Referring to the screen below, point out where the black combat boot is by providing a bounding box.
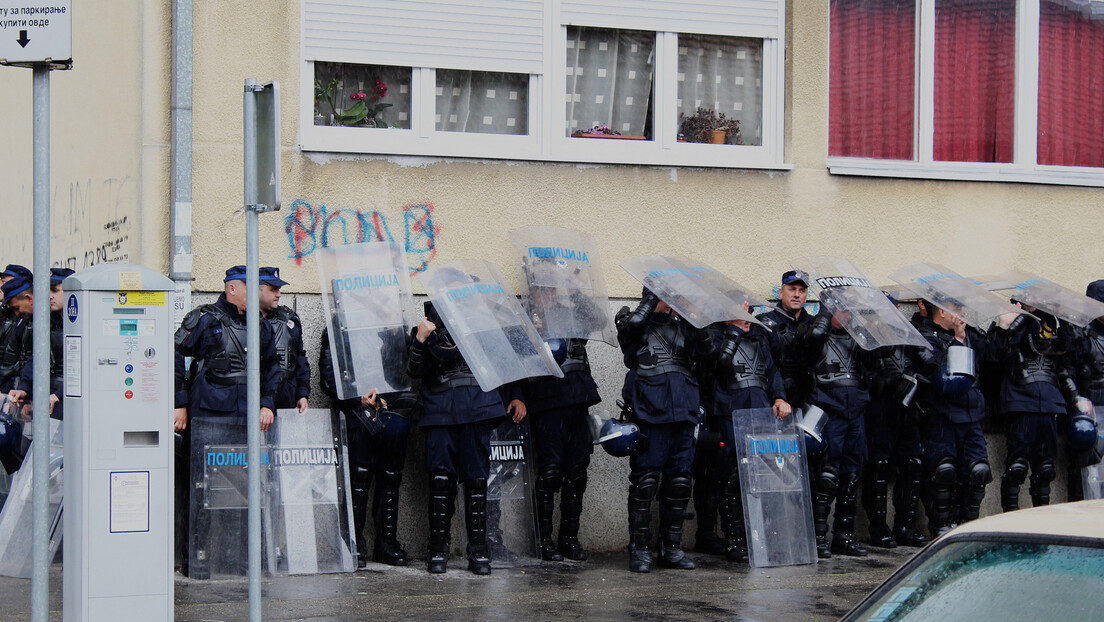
[536,464,564,561]
[464,478,491,575]
[371,469,408,566]
[692,472,724,555]
[863,459,897,548]
[627,472,659,573]
[657,475,695,570]
[351,466,373,568]
[719,472,749,564]
[426,474,455,574]
[892,457,928,547]
[558,464,588,561]
[831,472,868,557]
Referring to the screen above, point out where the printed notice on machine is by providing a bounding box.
[64,336,81,398]
[110,471,150,533]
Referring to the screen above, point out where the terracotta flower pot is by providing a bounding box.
[710,130,726,144]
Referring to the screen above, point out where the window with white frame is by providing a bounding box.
[301,1,787,169]
[828,0,1104,186]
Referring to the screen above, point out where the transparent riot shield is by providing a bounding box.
[793,256,930,350]
[620,255,764,329]
[733,408,817,568]
[419,260,563,391]
[982,269,1104,328]
[317,241,414,399]
[484,419,540,568]
[889,263,1026,329]
[267,409,357,574]
[1082,407,1104,501]
[512,225,616,345]
[189,417,276,578]
[0,419,63,578]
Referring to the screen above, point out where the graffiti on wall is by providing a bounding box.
[285,200,439,273]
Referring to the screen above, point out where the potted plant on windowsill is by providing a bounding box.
[315,77,393,127]
[571,124,647,140]
[678,107,742,144]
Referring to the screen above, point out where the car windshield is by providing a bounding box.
[850,539,1104,621]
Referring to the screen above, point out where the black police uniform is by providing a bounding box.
[526,338,600,562]
[795,307,872,558]
[616,291,715,573]
[909,317,991,537]
[707,321,785,563]
[1070,318,1104,500]
[0,303,28,472]
[405,308,522,576]
[266,305,310,410]
[989,312,1079,510]
[757,305,815,409]
[173,292,282,578]
[318,326,416,567]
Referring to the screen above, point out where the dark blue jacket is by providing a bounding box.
[988,313,1077,415]
[13,311,64,420]
[909,317,987,424]
[525,339,601,413]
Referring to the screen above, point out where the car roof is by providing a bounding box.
[944,499,1104,541]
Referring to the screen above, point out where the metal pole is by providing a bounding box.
[243,77,262,622]
[30,63,51,622]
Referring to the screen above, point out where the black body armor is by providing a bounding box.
[202,304,249,385]
[560,338,590,375]
[267,306,298,378]
[814,333,866,390]
[722,337,771,391]
[633,316,692,378]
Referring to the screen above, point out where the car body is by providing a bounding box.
[841,500,1104,621]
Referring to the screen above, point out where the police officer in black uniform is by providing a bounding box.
[989,302,1081,511]
[795,303,873,558]
[405,302,527,576]
[318,324,416,567]
[173,266,283,578]
[616,288,716,573]
[6,268,70,425]
[707,305,790,563]
[257,267,310,412]
[0,266,33,472]
[1068,280,1104,501]
[908,301,992,537]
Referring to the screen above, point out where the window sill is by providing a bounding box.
[828,157,1104,188]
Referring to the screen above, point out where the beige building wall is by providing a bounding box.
[0,1,1100,554]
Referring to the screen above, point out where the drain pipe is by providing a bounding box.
[170,0,193,317]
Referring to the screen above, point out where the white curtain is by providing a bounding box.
[677,34,763,145]
[435,70,529,135]
[565,27,655,137]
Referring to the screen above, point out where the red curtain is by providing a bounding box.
[829,0,916,159]
[933,0,1015,163]
[1038,1,1104,167]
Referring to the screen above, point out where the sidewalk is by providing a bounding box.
[0,546,915,621]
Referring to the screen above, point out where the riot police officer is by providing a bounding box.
[405,302,527,576]
[257,267,310,412]
[795,304,873,558]
[319,326,416,567]
[1069,280,1104,500]
[757,271,815,410]
[526,337,600,562]
[989,302,1082,511]
[616,288,716,573]
[0,267,32,473]
[6,268,70,424]
[707,307,790,563]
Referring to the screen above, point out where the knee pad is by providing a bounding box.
[537,463,564,491]
[564,462,589,485]
[352,465,372,487]
[1034,461,1056,484]
[429,473,454,493]
[900,456,923,479]
[931,458,957,486]
[630,470,661,501]
[870,458,891,476]
[814,466,839,496]
[464,477,488,494]
[1003,458,1029,486]
[663,474,693,501]
[968,460,993,487]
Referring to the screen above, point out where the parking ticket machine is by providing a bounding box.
[63,264,174,622]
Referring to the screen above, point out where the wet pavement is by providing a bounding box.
[0,546,916,621]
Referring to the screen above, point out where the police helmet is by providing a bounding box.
[597,418,640,457]
[545,338,568,365]
[1068,413,1098,450]
[803,431,827,457]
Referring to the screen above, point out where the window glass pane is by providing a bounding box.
[933,0,1015,163]
[566,27,655,140]
[829,0,916,159]
[314,62,412,129]
[677,34,762,146]
[436,70,529,135]
[1038,1,1104,167]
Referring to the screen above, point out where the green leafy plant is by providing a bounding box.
[314,77,393,127]
[678,107,742,144]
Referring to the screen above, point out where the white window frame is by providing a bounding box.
[298,2,789,170]
[828,0,1104,187]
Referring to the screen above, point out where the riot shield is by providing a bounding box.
[484,419,540,567]
[732,408,817,568]
[982,269,1104,328]
[793,256,930,350]
[1082,407,1104,501]
[419,260,563,392]
[620,255,765,329]
[511,225,617,345]
[317,241,414,399]
[189,417,276,578]
[267,409,357,574]
[0,419,63,578]
[889,263,1025,329]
